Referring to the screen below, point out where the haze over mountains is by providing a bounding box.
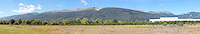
[0,7,200,21]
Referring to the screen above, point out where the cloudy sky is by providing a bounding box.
[0,0,200,17]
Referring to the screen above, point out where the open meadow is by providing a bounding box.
[0,24,200,34]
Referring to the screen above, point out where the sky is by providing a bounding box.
[0,0,200,17]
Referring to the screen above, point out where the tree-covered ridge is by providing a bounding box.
[0,7,160,21]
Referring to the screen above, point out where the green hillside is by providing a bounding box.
[0,7,160,21]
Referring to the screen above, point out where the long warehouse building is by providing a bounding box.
[149,17,200,22]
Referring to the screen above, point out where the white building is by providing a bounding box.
[149,17,200,22]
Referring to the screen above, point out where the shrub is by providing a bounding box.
[163,22,167,26]
[177,22,184,26]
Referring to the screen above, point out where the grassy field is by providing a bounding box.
[0,25,41,34]
[1,25,200,34]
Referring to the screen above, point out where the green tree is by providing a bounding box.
[67,19,71,24]
[73,20,76,24]
[30,19,35,22]
[118,21,122,23]
[112,19,118,23]
[5,21,9,25]
[10,19,15,24]
[95,18,100,23]
[1,20,5,24]
[0,21,2,24]
[34,20,41,25]
[58,20,63,25]
[29,19,35,25]
[21,20,25,25]
[135,20,137,22]
[104,20,111,24]
[54,21,58,25]
[50,19,55,25]
[42,21,48,25]
[50,21,56,25]
[17,19,22,24]
[76,18,81,24]
[31,21,35,25]
[99,19,103,23]
[14,21,19,25]
[81,17,89,24]
[63,19,67,25]
[25,19,30,25]
[131,20,135,22]
[38,20,43,25]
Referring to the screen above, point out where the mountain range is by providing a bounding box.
[0,7,200,21]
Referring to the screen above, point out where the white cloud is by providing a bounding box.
[12,3,42,13]
[37,4,42,9]
[18,3,24,6]
[81,0,88,6]
[56,4,62,7]
[197,4,199,5]
[0,11,3,14]
[159,4,162,6]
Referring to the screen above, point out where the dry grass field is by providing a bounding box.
[1,24,200,34]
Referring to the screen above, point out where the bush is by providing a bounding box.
[163,22,167,26]
[177,22,184,26]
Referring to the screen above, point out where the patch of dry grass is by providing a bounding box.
[9,25,200,34]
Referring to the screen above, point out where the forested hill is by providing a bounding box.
[0,7,161,21]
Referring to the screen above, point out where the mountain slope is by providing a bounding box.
[0,7,161,21]
[148,11,175,16]
[178,12,200,19]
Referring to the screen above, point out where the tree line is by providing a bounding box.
[0,17,199,26]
